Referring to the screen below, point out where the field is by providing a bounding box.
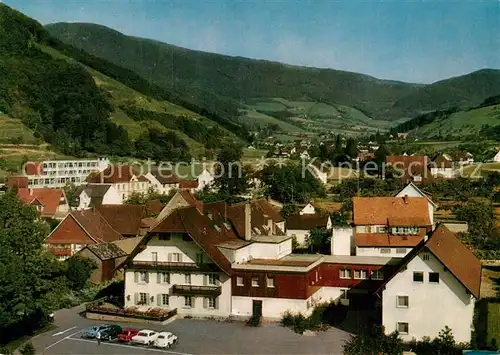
[411,104,500,138]
[461,163,500,178]
[0,114,38,144]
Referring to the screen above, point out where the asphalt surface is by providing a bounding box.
[31,306,351,354]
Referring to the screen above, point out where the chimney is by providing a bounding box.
[29,189,33,196]
[244,203,252,241]
[267,219,274,235]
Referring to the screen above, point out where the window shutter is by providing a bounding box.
[134,293,138,305]
[203,275,208,286]
[157,272,161,284]
[134,272,138,283]
[167,253,172,262]
[146,293,150,305]
[215,297,219,309]
[157,294,161,306]
[203,297,208,309]
[145,272,149,283]
[179,254,183,262]
[192,297,195,308]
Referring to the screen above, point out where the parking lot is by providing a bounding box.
[32,311,351,355]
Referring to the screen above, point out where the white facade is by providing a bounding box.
[394,183,436,227]
[300,203,316,215]
[286,229,310,247]
[356,246,410,258]
[125,234,231,318]
[493,151,500,162]
[220,239,293,264]
[27,157,110,188]
[109,176,150,200]
[382,251,475,343]
[429,167,455,179]
[331,227,353,256]
[196,169,215,191]
[143,172,179,195]
[76,185,122,210]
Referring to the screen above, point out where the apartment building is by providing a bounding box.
[24,157,109,188]
[86,165,150,200]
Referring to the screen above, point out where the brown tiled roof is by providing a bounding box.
[252,200,284,222]
[377,224,481,298]
[287,213,331,230]
[385,155,432,183]
[46,214,97,245]
[178,190,203,212]
[7,176,28,188]
[86,165,135,183]
[353,197,431,226]
[17,188,67,217]
[86,242,127,260]
[112,237,143,254]
[150,209,186,233]
[354,233,424,247]
[179,180,199,189]
[72,209,122,243]
[96,205,146,236]
[140,218,157,228]
[152,169,182,184]
[145,199,164,216]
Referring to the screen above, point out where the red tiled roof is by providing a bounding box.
[354,233,424,247]
[96,205,146,236]
[179,180,199,189]
[353,196,431,226]
[178,190,203,212]
[24,162,43,176]
[7,176,28,189]
[46,214,97,245]
[385,155,432,183]
[252,200,284,223]
[86,165,135,183]
[17,188,67,217]
[72,209,122,243]
[287,213,331,230]
[376,224,481,298]
[145,199,164,216]
[150,209,186,233]
[152,169,182,184]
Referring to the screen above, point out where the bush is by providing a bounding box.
[246,315,261,327]
[280,301,348,334]
[280,311,294,327]
[19,342,35,355]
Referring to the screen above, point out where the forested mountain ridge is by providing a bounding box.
[0,3,242,160]
[46,22,500,122]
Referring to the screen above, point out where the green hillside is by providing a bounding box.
[46,22,500,123]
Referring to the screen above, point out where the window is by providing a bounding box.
[161,294,169,306]
[207,297,216,309]
[151,252,158,263]
[172,253,182,262]
[139,292,147,304]
[422,253,430,261]
[237,276,244,286]
[196,253,204,264]
[184,274,191,284]
[340,269,352,279]
[161,272,170,284]
[371,270,384,280]
[184,296,193,308]
[266,276,275,288]
[396,248,406,254]
[397,322,409,334]
[377,226,387,233]
[429,272,440,283]
[397,295,409,308]
[139,271,147,283]
[208,274,217,285]
[354,270,368,280]
[251,277,259,287]
[413,272,424,282]
[380,248,391,254]
[159,234,170,241]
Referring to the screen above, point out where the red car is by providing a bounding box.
[117,328,139,342]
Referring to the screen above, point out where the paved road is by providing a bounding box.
[31,307,351,354]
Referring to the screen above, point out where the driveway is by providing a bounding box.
[31,307,351,354]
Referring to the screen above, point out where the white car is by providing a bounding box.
[154,332,178,348]
[131,329,158,345]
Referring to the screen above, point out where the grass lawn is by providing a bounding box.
[461,163,500,178]
[0,114,38,144]
[487,302,500,346]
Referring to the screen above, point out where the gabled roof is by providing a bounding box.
[85,242,127,261]
[96,205,147,236]
[394,182,438,208]
[86,165,136,184]
[287,213,331,230]
[354,232,424,247]
[145,199,164,216]
[178,190,203,212]
[6,176,28,189]
[150,169,182,184]
[72,209,122,243]
[17,188,67,217]
[73,184,114,207]
[377,224,481,298]
[179,180,199,189]
[353,196,431,226]
[252,199,284,223]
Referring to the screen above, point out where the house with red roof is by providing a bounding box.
[16,188,69,220]
[86,165,150,200]
[377,224,481,343]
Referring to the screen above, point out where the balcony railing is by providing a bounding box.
[131,261,219,272]
[172,284,222,296]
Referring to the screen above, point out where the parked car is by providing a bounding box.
[131,329,158,346]
[154,332,178,348]
[100,324,122,341]
[117,328,139,343]
[81,324,110,338]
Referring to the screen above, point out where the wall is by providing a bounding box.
[102,186,123,205]
[356,246,410,257]
[320,263,389,290]
[78,248,103,284]
[231,270,310,299]
[233,239,292,263]
[197,170,214,191]
[286,229,309,246]
[331,227,353,256]
[382,251,475,343]
[231,296,309,319]
[300,204,315,215]
[134,234,204,263]
[78,191,91,210]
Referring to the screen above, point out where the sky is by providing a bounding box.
[4,0,500,83]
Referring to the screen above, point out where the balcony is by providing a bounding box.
[131,260,219,272]
[171,285,222,296]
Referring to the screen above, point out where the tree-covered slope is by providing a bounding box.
[45,22,422,120]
